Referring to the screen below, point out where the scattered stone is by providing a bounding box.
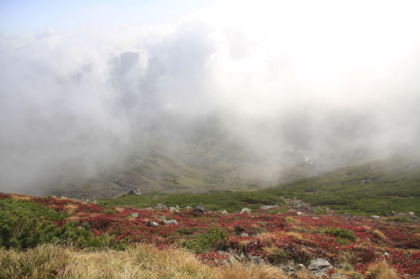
[297,211,304,216]
[220,210,228,215]
[127,188,141,196]
[147,221,159,227]
[391,211,397,216]
[249,255,264,265]
[361,179,372,184]
[312,217,319,220]
[260,205,279,210]
[185,206,193,210]
[408,212,415,216]
[169,207,179,213]
[194,203,206,213]
[308,258,332,277]
[240,233,249,237]
[240,208,251,214]
[297,264,305,269]
[155,203,168,210]
[282,265,295,273]
[163,220,178,225]
[370,215,380,219]
[131,212,139,218]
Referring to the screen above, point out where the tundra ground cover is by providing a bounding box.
[1,193,419,278]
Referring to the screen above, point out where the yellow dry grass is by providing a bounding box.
[0,244,290,279]
[365,262,399,279]
[372,230,387,241]
[9,194,32,201]
[216,261,287,279]
[64,204,78,215]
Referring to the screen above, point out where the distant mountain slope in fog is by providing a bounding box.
[43,111,420,200]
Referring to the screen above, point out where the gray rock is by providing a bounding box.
[260,205,279,210]
[282,265,295,273]
[185,206,193,210]
[220,210,228,215]
[163,220,178,225]
[408,212,415,216]
[155,203,168,210]
[361,179,372,184]
[147,221,159,227]
[308,258,332,277]
[370,215,380,219]
[240,233,249,237]
[131,212,139,218]
[240,208,251,214]
[194,203,206,213]
[312,217,319,220]
[127,188,141,196]
[297,211,304,216]
[297,264,304,269]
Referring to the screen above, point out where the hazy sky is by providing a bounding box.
[1,0,420,191]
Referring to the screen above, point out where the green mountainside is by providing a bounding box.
[265,155,420,215]
[97,155,420,216]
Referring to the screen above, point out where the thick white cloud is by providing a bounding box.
[1,0,420,191]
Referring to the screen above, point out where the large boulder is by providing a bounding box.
[147,221,159,227]
[240,208,251,214]
[127,188,141,196]
[155,203,168,210]
[308,258,332,277]
[194,203,206,213]
[163,220,178,225]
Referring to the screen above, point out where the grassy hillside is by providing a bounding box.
[99,155,420,216]
[265,156,420,215]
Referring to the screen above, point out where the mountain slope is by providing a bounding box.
[266,155,420,215]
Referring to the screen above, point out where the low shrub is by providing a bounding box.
[323,227,356,242]
[184,227,228,253]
